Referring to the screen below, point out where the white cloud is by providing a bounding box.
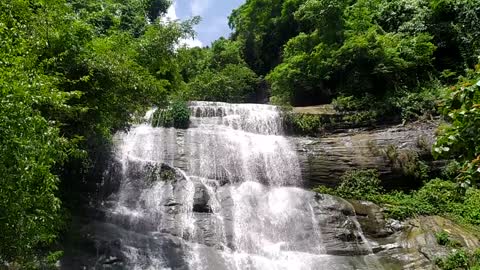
[162,2,179,22]
[180,37,203,48]
[191,0,212,15]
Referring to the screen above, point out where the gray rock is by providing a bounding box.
[293,121,441,188]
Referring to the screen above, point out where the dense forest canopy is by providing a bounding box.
[1,0,480,268]
[0,0,197,266]
[226,0,480,106]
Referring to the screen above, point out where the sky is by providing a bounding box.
[165,0,245,47]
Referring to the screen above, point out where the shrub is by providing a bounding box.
[313,177,472,221]
[373,191,435,220]
[170,100,190,129]
[332,95,384,124]
[461,189,480,226]
[433,70,480,186]
[185,64,259,103]
[285,113,322,136]
[435,249,480,270]
[336,169,383,200]
[392,88,439,122]
[382,145,430,181]
[152,100,190,129]
[415,179,462,213]
[435,231,462,248]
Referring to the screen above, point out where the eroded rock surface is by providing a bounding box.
[350,201,480,270]
[294,121,442,188]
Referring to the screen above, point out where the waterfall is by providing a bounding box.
[81,101,385,270]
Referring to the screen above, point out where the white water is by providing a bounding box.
[105,101,382,270]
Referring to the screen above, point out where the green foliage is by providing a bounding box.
[435,231,462,247]
[332,95,384,124]
[330,83,440,124]
[313,169,383,200]
[266,0,437,106]
[336,169,383,199]
[461,189,480,226]
[382,145,430,180]
[176,38,261,103]
[436,231,451,246]
[374,191,435,220]
[285,113,322,136]
[230,0,479,111]
[392,87,441,122]
[313,174,480,222]
[152,100,190,129]
[229,0,301,75]
[435,249,480,270]
[184,64,260,103]
[0,97,66,263]
[416,179,461,210]
[434,67,480,186]
[372,179,463,220]
[0,0,195,266]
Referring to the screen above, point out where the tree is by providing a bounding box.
[434,67,480,186]
[0,0,194,265]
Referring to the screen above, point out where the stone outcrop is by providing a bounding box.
[294,120,442,188]
[350,201,480,269]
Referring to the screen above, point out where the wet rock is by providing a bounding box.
[294,121,442,188]
[311,194,372,256]
[361,215,480,269]
[192,181,212,213]
[349,200,391,237]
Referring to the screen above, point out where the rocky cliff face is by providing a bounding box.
[294,121,442,188]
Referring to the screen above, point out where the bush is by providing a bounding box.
[331,88,440,125]
[382,145,430,181]
[433,69,480,186]
[169,100,190,129]
[415,179,462,212]
[185,64,259,103]
[373,191,435,220]
[336,169,383,200]
[461,189,480,226]
[435,231,461,248]
[435,249,480,270]
[392,87,439,122]
[285,113,322,136]
[152,100,190,129]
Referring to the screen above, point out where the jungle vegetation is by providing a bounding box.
[1,0,479,268]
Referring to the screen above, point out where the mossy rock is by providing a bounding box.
[145,163,179,183]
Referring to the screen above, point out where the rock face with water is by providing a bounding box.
[61,102,471,270]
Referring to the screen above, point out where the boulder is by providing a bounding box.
[348,200,480,269]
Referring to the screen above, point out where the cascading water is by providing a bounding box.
[72,101,387,270]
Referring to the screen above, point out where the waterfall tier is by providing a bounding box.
[63,102,388,270]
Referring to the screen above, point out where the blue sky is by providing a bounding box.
[165,0,245,47]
